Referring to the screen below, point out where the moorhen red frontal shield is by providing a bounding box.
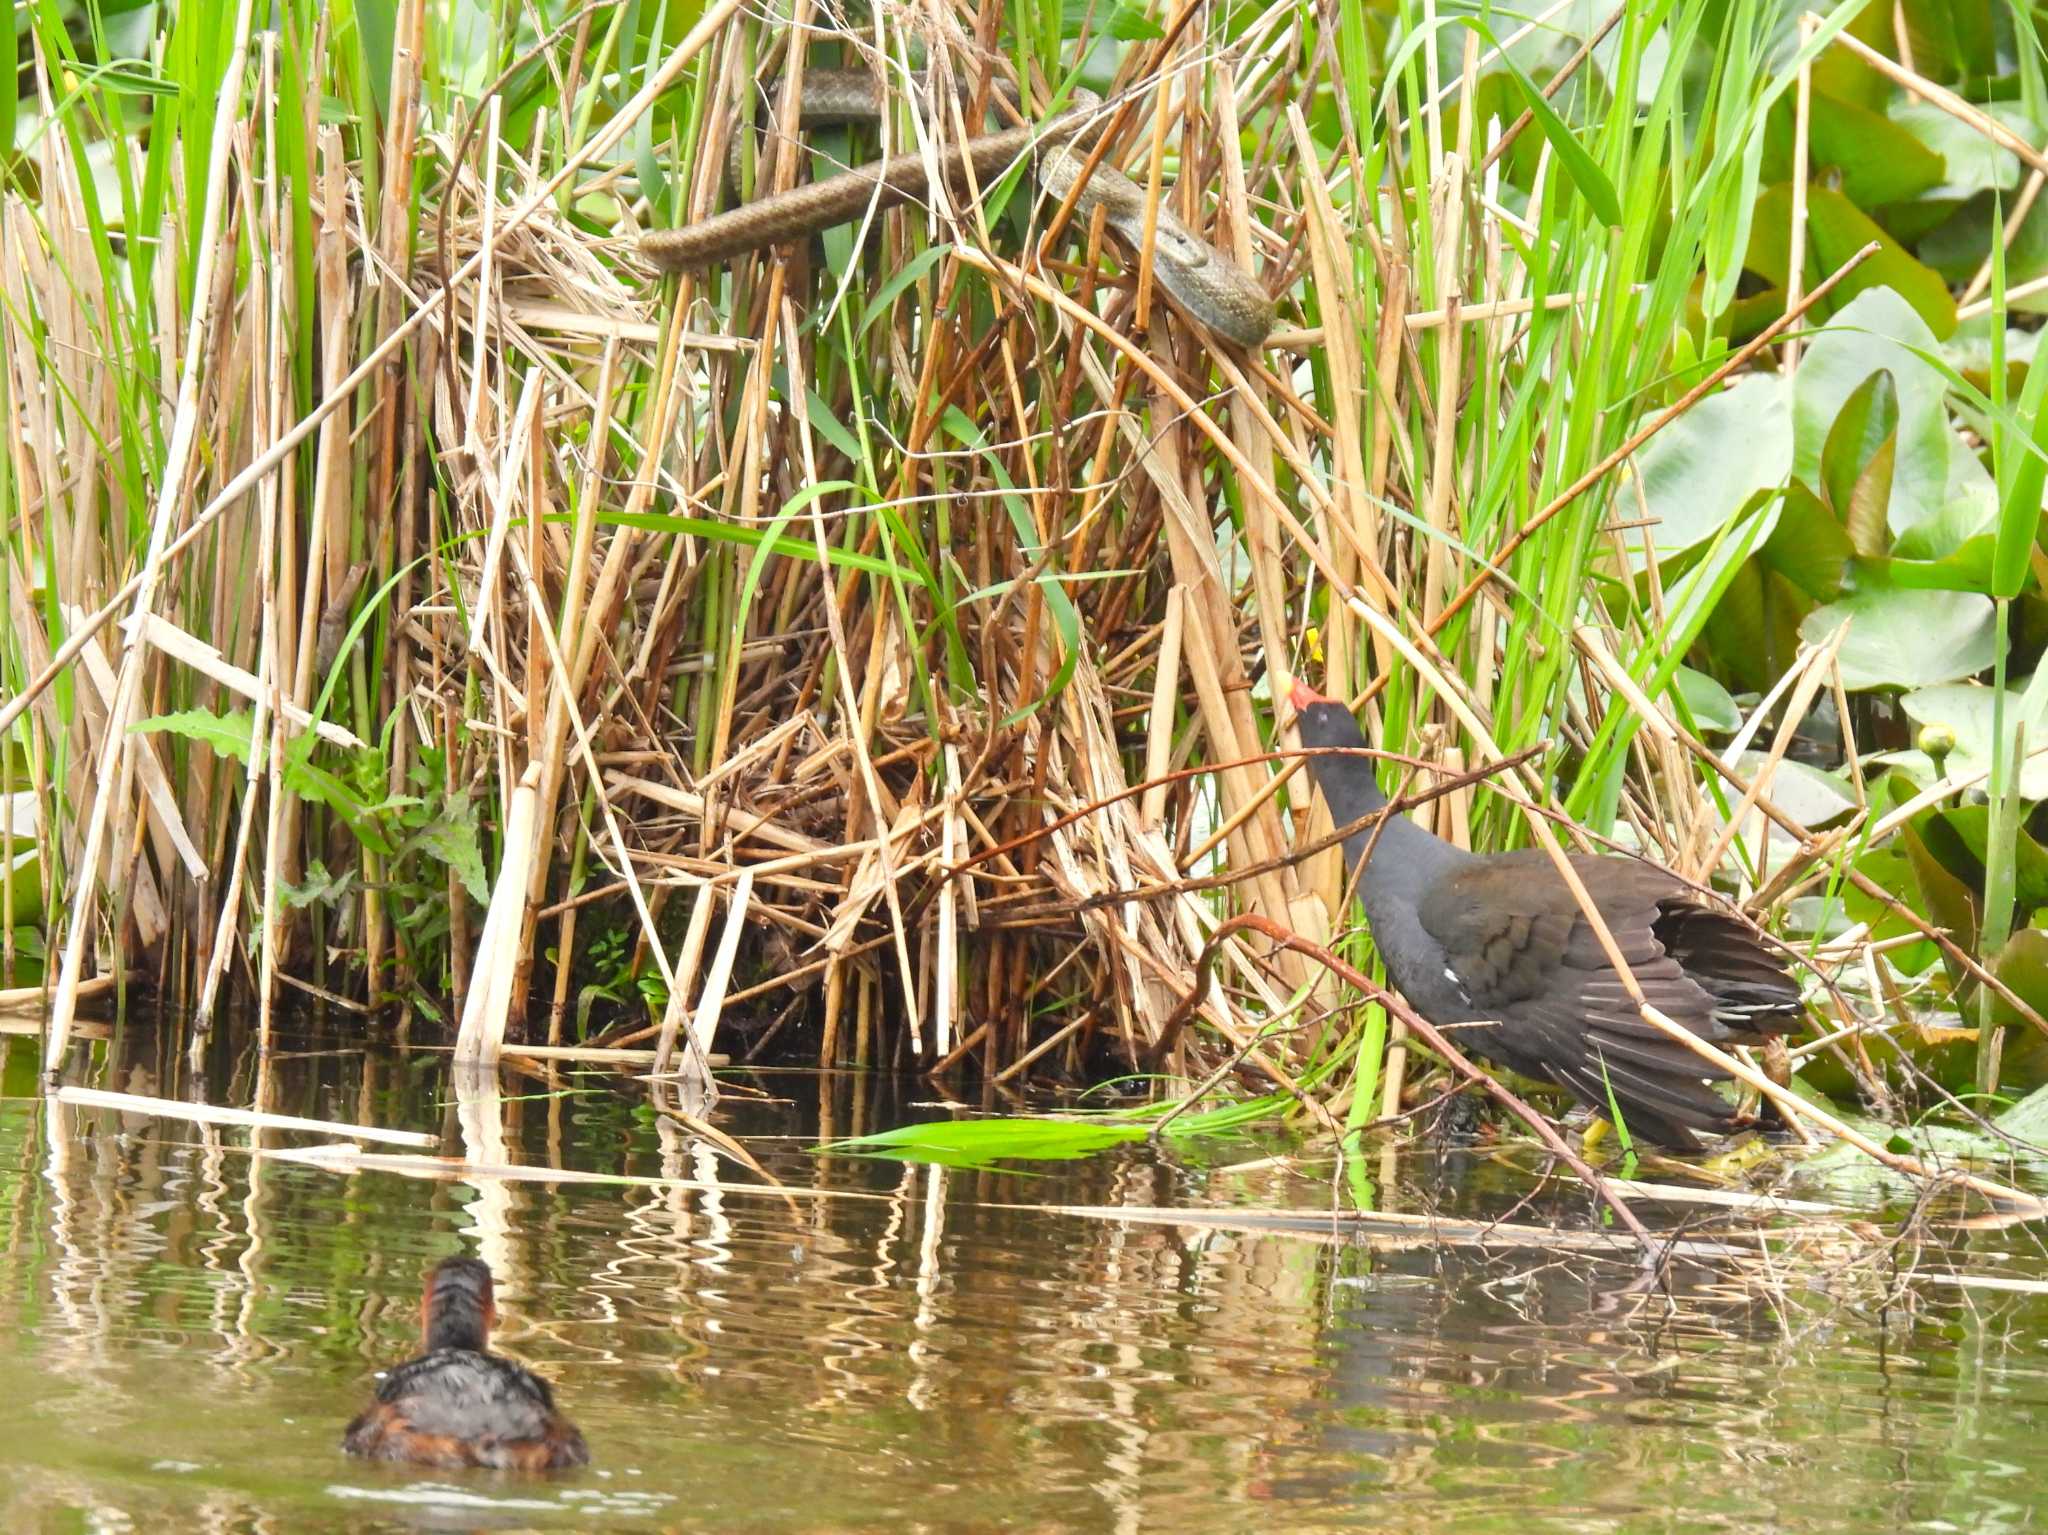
[1290,680,1802,1149]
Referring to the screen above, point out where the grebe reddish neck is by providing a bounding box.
[344,1254,589,1472]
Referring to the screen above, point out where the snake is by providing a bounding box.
[636,70,1275,349]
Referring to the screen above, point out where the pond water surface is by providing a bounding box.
[3,1021,2047,1533]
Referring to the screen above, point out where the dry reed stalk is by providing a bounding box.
[454,763,543,1066]
[55,1085,438,1147]
[653,880,719,1077]
[43,0,258,1074]
[0,0,1983,1187]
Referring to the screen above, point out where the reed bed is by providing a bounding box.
[6,0,2041,1176]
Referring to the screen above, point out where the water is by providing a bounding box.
[3,1024,2048,1532]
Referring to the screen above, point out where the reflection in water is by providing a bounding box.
[0,1025,2046,1531]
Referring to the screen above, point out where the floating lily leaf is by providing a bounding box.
[1732,752,1859,828]
[1718,754,1856,867]
[1798,1113,2048,1200]
[1751,185,1956,339]
[1803,90,1946,206]
[1891,100,2041,202]
[1671,666,1741,734]
[1902,681,2048,799]
[1920,196,2048,307]
[1631,372,1790,566]
[1801,588,1998,690]
[1891,464,1999,561]
[1792,288,1954,539]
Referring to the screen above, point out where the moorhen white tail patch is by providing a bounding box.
[1290,680,1802,1150]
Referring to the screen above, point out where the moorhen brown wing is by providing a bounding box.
[1290,681,1801,1149]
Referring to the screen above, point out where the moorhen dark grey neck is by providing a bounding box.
[1289,679,1802,1151]
[1291,694,1471,918]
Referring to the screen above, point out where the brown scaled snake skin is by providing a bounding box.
[636,70,1275,349]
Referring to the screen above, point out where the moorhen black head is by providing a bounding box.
[1289,680,1802,1150]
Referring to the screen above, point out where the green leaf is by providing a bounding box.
[858,245,954,336]
[1760,481,1856,600]
[1804,89,1946,206]
[0,0,15,161]
[1472,20,1621,227]
[1934,805,2048,913]
[819,1116,1149,1169]
[1819,369,1898,560]
[1630,372,1791,566]
[1730,753,1858,831]
[279,860,354,912]
[281,736,395,856]
[131,708,260,763]
[1891,100,2041,202]
[404,793,490,906]
[1901,814,1981,982]
[1903,680,2048,800]
[1995,362,2048,602]
[1671,666,1741,735]
[1059,0,1161,40]
[1801,588,1999,690]
[1792,288,1954,540]
[733,478,860,645]
[1890,474,1998,562]
[1752,183,1956,340]
[606,510,911,578]
[1990,930,2048,1046]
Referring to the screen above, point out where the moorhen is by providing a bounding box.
[343,1255,590,1471]
[1290,681,1802,1149]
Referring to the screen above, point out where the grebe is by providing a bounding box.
[343,1255,589,1471]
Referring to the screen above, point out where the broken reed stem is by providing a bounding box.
[13,0,1992,1189]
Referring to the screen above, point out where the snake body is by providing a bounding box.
[637,71,1274,348]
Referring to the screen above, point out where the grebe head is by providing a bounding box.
[420,1255,496,1353]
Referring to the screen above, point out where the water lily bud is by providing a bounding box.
[1917,722,1957,770]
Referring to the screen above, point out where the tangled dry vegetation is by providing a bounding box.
[16,0,2038,1178]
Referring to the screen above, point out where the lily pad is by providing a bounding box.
[1891,99,2042,202]
[1807,90,1947,206]
[1801,588,1998,690]
[1901,680,2048,799]
[1671,666,1741,734]
[1792,288,1955,540]
[1631,372,1791,566]
[1732,753,1859,829]
[1717,754,1857,871]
